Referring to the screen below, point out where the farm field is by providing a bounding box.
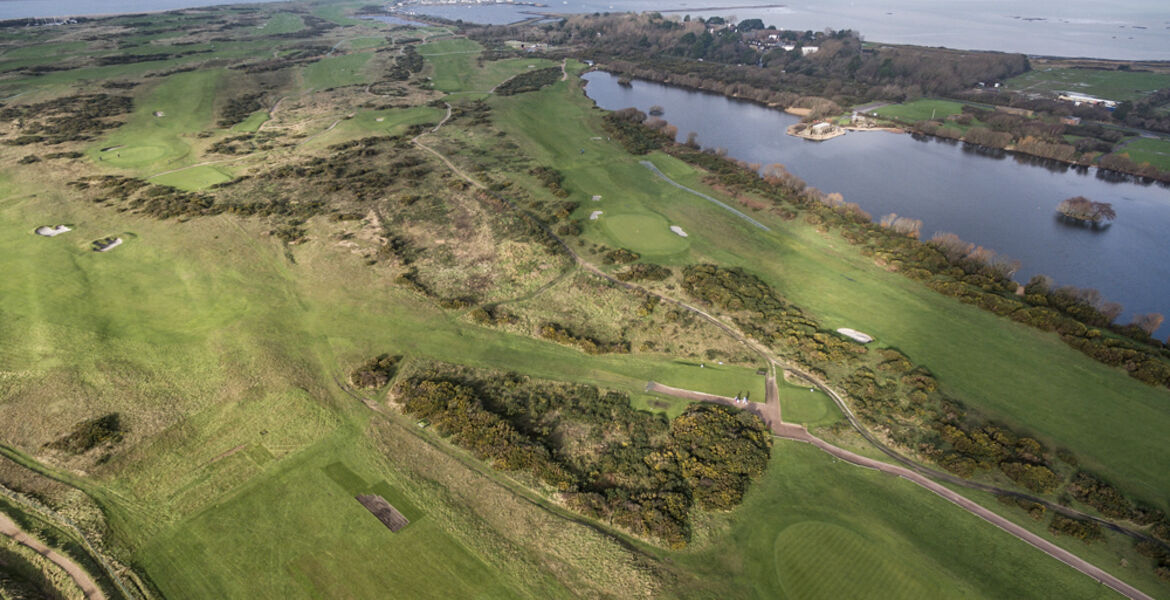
[2,5,1169,600]
[1006,67,1170,102]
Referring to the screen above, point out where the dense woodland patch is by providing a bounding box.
[393,362,771,546]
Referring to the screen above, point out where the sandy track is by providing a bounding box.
[0,512,106,600]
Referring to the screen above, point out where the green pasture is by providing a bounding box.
[667,441,1114,599]
[303,52,374,89]
[1119,137,1170,170]
[487,68,1170,509]
[88,69,222,171]
[873,98,965,122]
[1007,67,1170,102]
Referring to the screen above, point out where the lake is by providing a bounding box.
[582,70,1170,336]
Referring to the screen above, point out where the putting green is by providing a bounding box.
[599,213,689,256]
[774,521,937,599]
[779,380,840,426]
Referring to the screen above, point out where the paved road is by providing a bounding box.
[0,512,106,600]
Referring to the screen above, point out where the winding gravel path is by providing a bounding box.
[0,512,106,600]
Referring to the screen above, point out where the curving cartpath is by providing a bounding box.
[412,74,1155,600]
[650,378,1153,600]
[0,512,106,600]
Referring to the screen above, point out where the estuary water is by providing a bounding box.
[582,70,1170,335]
[403,0,1170,60]
[6,0,1168,59]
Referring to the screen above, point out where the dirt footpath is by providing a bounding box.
[0,512,106,600]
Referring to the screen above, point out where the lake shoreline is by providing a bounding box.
[581,69,1170,334]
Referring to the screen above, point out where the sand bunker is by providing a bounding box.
[837,328,874,343]
[590,210,603,220]
[670,225,688,237]
[35,225,71,237]
[591,195,602,201]
[91,237,123,252]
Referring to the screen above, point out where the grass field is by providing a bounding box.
[1007,67,1170,102]
[777,379,839,426]
[137,433,525,600]
[303,52,374,89]
[149,164,234,190]
[667,441,1115,599]
[1119,137,1170,170]
[88,69,223,170]
[599,212,690,256]
[487,65,1170,510]
[231,109,270,133]
[872,99,965,123]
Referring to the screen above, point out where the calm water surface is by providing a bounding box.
[6,0,1168,59]
[583,71,1170,334]
[406,0,1170,60]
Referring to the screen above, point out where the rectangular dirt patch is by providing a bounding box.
[356,495,410,532]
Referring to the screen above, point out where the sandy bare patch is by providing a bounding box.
[836,328,873,343]
[91,237,122,252]
[356,494,410,532]
[35,225,72,237]
[670,225,688,237]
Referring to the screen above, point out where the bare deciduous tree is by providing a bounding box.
[1132,313,1165,336]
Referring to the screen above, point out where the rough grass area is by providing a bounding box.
[872,99,965,122]
[1006,67,1170,102]
[1119,137,1170,170]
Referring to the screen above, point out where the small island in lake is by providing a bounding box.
[1057,196,1116,227]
